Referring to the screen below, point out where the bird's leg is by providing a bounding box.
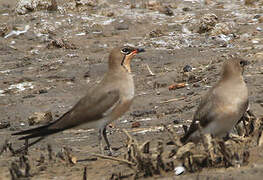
[223,133,230,141]
[98,128,104,154]
[24,139,29,155]
[102,127,113,156]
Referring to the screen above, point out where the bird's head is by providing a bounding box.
[222,58,249,78]
[108,46,145,73]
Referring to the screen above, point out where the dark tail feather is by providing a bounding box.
[17,129,61,140]
[12,109,74,140]
[12,123,52,136]
[12,121,62,140]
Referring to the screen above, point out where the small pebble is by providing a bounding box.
[20,122,26,126]
[252,40,259,44]
[0,121,10,129]
[183,65,192,72]
[256,27,262,31]
[173,119,179,124]
[39,89,48,94]
[182,7,191,11]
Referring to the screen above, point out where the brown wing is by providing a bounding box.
[181,85,248,143]
[13,89,120,140]
[51,89,120,129]
[180,90,214,143]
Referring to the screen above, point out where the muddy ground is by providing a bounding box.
[0,0,263,179]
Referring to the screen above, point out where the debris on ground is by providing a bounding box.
[198,13,218,33]
[15,0,57,15]
[28,111,53,126]
[0,121,11,129]
[107,113,262,177]
[168,82,187,90]
[47,38,77,49]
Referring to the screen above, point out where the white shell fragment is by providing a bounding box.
[174,166,185,176]
[4,25,30,38]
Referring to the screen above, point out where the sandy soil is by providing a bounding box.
[0,0,263,179]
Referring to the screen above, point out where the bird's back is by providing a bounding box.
[181,75,248,143]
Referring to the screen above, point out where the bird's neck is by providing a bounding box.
[107,67,132,81]
[220,73,244,84]
[110,65,132,74]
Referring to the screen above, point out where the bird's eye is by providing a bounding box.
[121,48,131,55]
[240,60,248,67]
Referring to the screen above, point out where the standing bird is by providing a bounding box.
[180,58,249,144]
[13,46,145,155]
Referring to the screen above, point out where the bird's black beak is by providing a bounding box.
[240,60,249,67]
[136,48,145,53]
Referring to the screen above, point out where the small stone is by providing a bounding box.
[15,0,57,15]
[158,6,173,16]
[47,38,76,49]
[198,13,218,33]
[0,24,9,37]
[258,17,263,23]
[76,0,97,7]
[173,119,179,124]
[130,110,157,117]
[20,122,26,126]
[256,27,262,31]
[39,89,48,94]
[153,81,167,89]
[182,7,191,11]
[28,111,53,125]
[183,65,192,72]
[83,71,90,78]
[0,121,11,129]
[147,0,161,10]
[252,39,259,44]
[114,23,129,31]
[149,29,163,38]
[106,12,114,17]
[211,22,233,36]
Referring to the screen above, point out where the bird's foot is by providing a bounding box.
[103,146,120,157]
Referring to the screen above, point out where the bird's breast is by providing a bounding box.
[121,74,135,101]
[218,80,248,113]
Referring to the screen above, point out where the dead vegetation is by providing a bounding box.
[95,112,263,179]
[0,141,79,179]
[1,112,262,179]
